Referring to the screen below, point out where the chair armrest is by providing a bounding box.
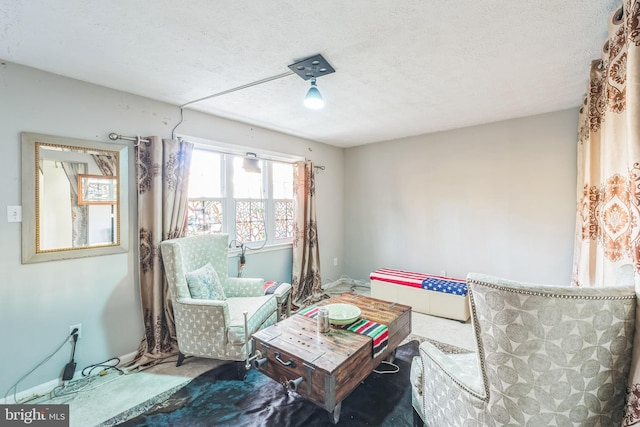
[174,297,230,323]
[410,354,424,395]
[176,296,228,307]
[273,282,291,299]
[419,341,482,396]
[224,277,265,297]
[172,298,232,353]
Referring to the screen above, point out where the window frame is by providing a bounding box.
[182,135,301,250]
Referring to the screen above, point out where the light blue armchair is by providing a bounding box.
[411,273,636,426]
[160,234,291,373]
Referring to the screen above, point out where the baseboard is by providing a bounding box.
[0,350,139,404]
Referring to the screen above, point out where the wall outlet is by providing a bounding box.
[69,324,82,340]
[333,257,338,267]
[440,270,447,277]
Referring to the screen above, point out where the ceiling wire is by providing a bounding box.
[179,70,295,108]
[171,70,295,139]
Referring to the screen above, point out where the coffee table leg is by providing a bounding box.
[386,348,397,364]
[329,402,342,424]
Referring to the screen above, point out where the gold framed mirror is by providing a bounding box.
[21,132,129,263]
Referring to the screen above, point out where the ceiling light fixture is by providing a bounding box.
[304,78,324,109]
[288,54,335,110]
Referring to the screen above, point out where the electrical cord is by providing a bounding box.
[81,357,124,377]
[4,328,78,403]
[134,355,181,372]
[52,355,166,401]
[373,361,400,375]
[50,374,121,399]
[51,354,181,399]
[171,107,184,140]
[244,237,268,252]
[245,174,269,252]
[49,357,132,399]
[229,239,267,278]
[4,334,169,404]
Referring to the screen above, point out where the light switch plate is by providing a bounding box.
[7,206,22,222]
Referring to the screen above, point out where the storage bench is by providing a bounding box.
[370,268,470,322]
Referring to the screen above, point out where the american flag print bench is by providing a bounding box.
[370,268,470,322]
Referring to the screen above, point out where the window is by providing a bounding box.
[186,148,295,246]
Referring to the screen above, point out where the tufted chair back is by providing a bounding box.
[412,273,636,426]
[162,233,229,301]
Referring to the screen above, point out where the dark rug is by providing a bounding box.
[115,340,421,427]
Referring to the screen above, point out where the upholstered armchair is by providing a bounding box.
[160,234,291,371]
[411,273,636,427]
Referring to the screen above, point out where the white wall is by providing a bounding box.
[0,62,344,397]
[344,109,578,285]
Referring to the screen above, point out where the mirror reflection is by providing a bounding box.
[22,132,129,263]
[38,144,119,250]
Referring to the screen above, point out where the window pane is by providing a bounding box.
[232,157,263,199]
[189,150,222,198]
[187,200,223,236]
[272,162,293,199]
[275,200,294,239]
[236,200,265,242]
[185,145,295,245]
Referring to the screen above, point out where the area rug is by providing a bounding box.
[109,340,410,426]
[108,338,471,427]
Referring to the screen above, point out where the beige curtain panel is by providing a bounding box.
[133,136,193,367]
[291,160,322,306]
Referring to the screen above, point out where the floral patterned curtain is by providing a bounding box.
[568,2,640,424]
[133,136,193,366]
[572,2,640,287]
[92,153,117,176]
[291,161,322,306]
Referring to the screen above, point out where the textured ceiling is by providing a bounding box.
[0,1,620,147]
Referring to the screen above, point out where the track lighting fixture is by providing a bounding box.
[288,54,335,110]
[173,54,336,116]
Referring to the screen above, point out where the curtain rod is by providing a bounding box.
[108,133,150,144]
[195,144,326,170]
[108,132,325,170]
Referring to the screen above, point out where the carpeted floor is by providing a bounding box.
[106,339,432,426]
[96,291,474,427]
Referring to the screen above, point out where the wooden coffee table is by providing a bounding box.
[251,293,411,423]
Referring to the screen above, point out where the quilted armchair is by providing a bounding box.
[160,234,290,370]
[411,273,636,427]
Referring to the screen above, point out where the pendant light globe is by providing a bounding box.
[304,78,324,109]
